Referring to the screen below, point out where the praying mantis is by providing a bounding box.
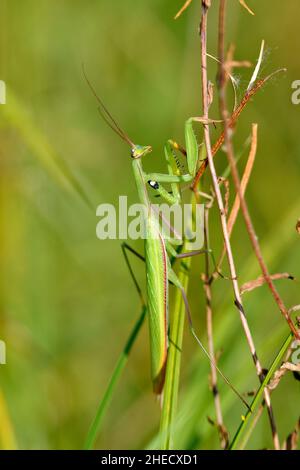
[83,71,250,408]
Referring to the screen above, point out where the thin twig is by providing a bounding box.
[192,63,286,193]
[239,404,264,450]
[241,272,294,295]
[240,346,298,449]
[192,75,277,191]
[229,332,293,450]
[203,199,228,448]
[212,124,258,277]
[200,0,280,449]
[174,0,193,19]
[227,124,258,235]
[216,0,281,449]
[217,13,300,343]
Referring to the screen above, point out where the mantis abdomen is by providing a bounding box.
[145,213,168,395]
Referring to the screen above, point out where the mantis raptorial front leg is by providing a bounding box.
[146,117,205,201]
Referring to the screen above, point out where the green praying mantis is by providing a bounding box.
[84,71,250,409]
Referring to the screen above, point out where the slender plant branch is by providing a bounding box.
[203,199,228,448]
[218,101,300,339]
[239,343,296,449]
[239,403,264,450]
[229,332,293,450]
[160,220,193,450]
[227,123,258,235]
[198,0,281,450]
[216,8,300,340]
[192,73,280,192]
[84,307,147,449]
[213,123,258,276]
[217,0,281,450]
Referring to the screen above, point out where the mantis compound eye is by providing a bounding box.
[148,180,159,190]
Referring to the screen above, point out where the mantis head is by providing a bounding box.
[130,145,152,159]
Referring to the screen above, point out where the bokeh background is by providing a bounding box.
[0,0,299,450]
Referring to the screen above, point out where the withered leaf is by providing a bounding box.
[241,273,293,295]
[239,0,255,15]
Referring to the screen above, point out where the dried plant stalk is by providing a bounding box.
[203,199,228,448]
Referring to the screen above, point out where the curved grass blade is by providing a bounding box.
[229,331,293,450]
[159,194,196,450]
[159,243,191,450]
[84,306,147,450]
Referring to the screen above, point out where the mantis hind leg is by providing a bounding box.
[167,265,250,410]
[121,242,145,306]
[174,249,236,281]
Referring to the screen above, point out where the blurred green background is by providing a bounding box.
[0,0,299,450]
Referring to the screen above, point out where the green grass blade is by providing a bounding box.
[229,331,293,450]
[159,248,191,450]
[146,198,300,450]
[84,306,147,450]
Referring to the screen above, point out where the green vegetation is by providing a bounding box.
[0,0,299,450]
